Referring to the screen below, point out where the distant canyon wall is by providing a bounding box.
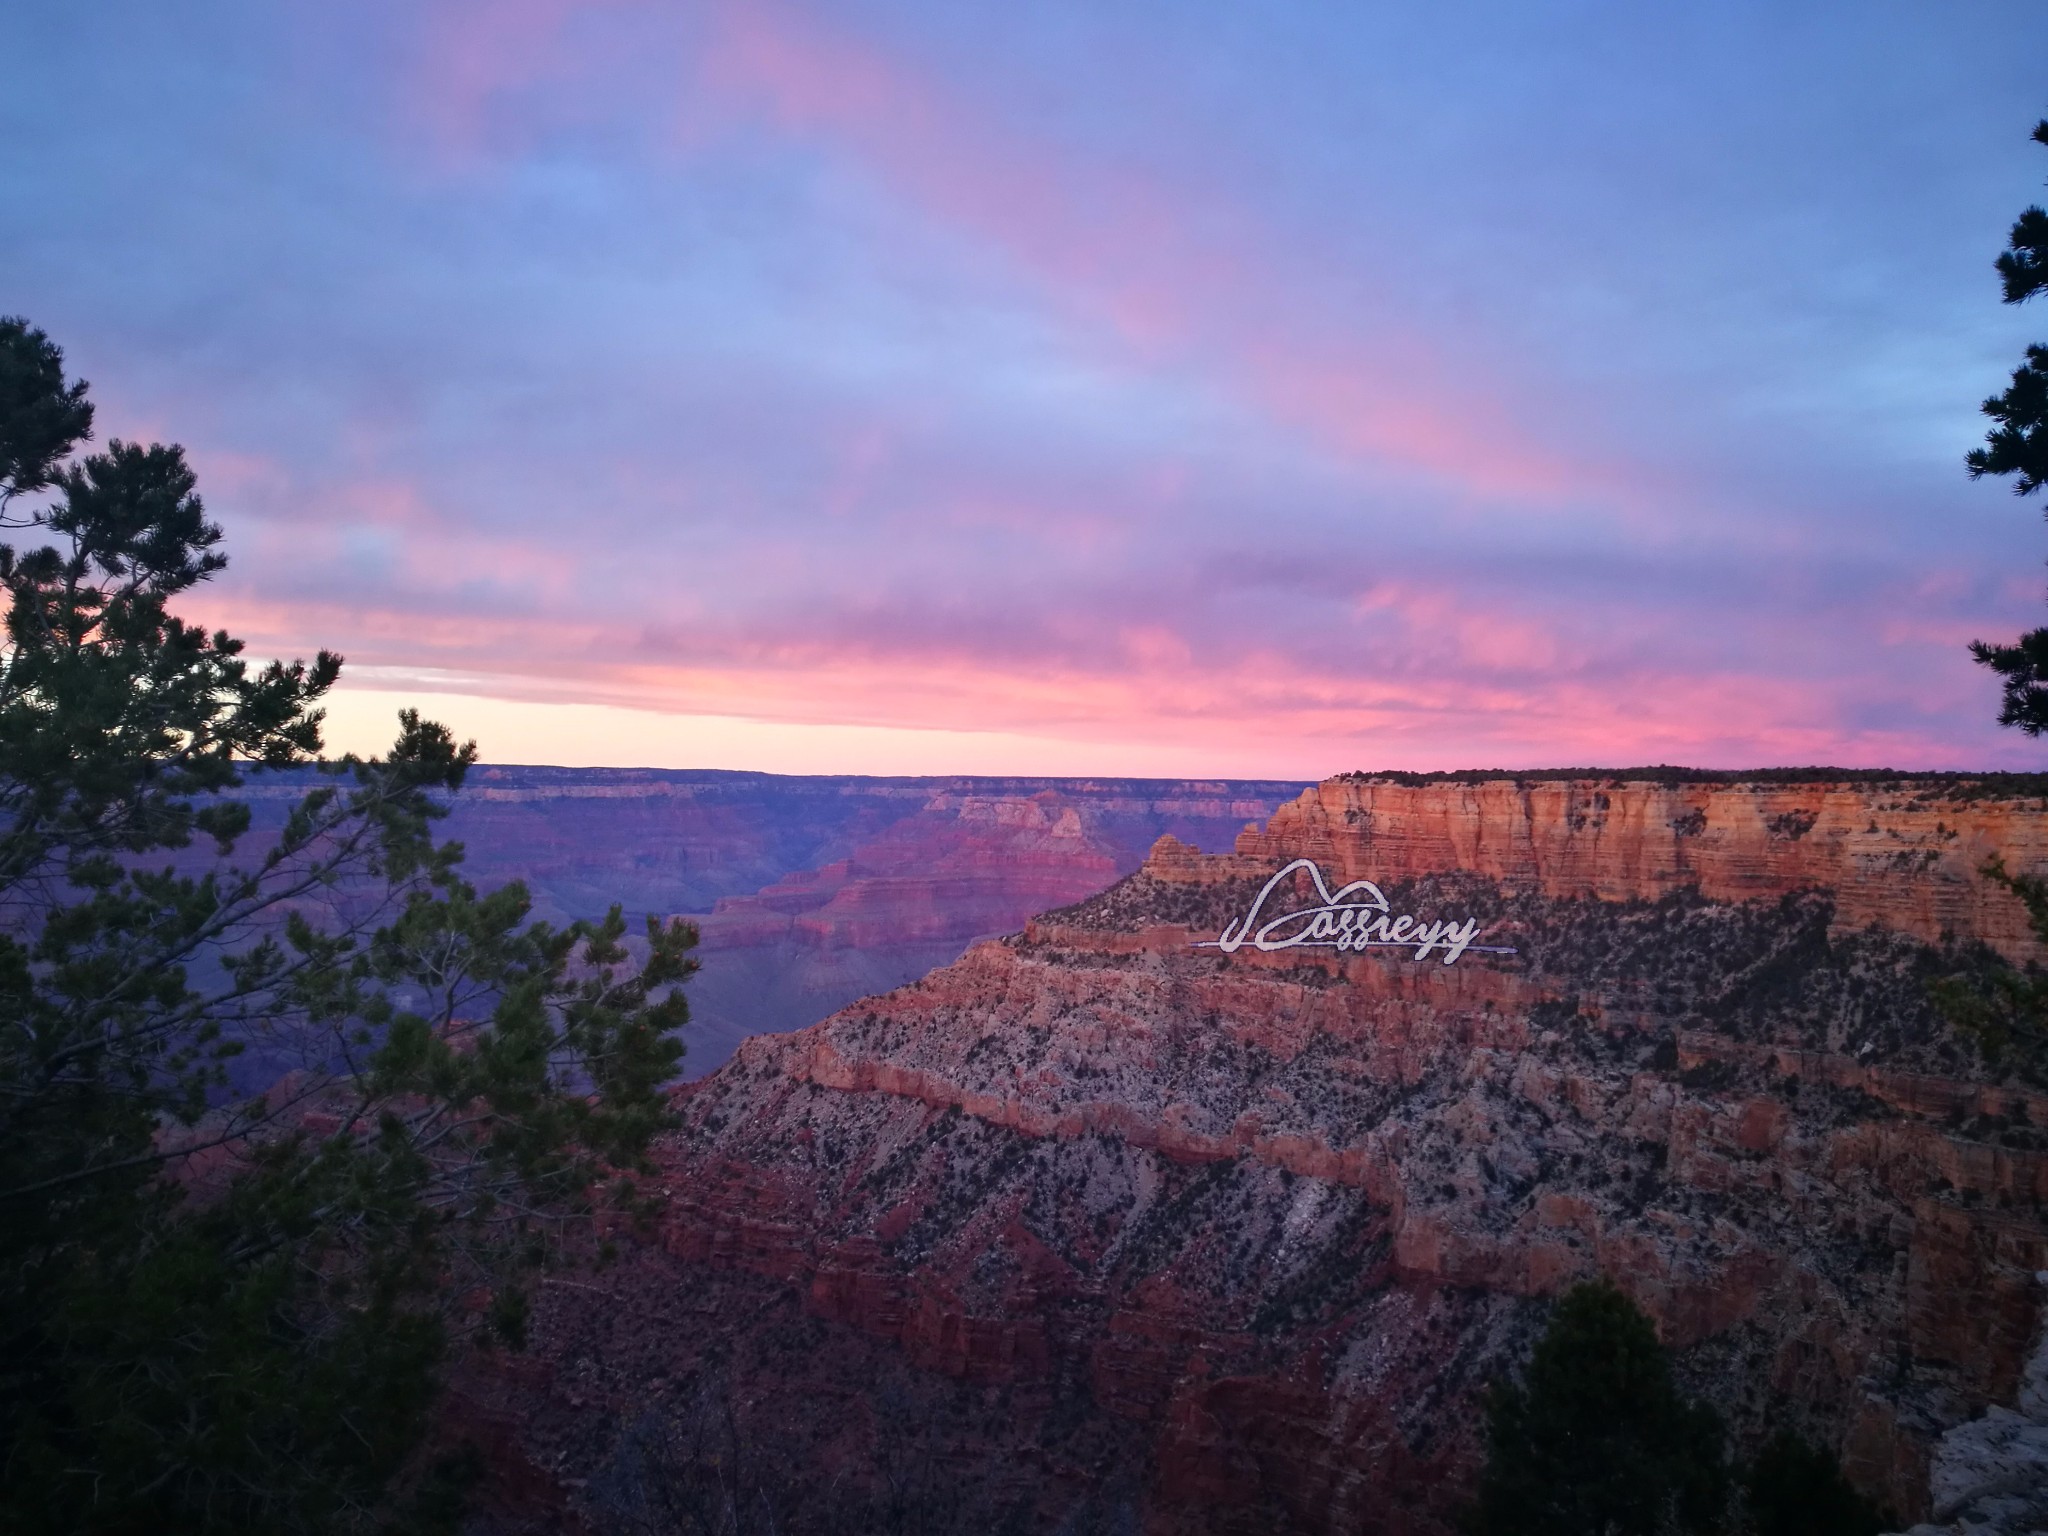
[236,767,1309,1070]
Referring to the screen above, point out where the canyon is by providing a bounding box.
[230,767,1308,1071]
[460,770,2048,1533]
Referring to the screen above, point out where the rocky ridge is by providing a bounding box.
[1899,1327,2048,1535]
[496,774,2048,1533]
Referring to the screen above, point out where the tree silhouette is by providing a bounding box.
[1745,1429,1887,1536]
[1468,1278,1727,1536]
[1968,118,2048,732]
[0,316,698,1535]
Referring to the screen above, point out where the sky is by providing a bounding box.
[4,1,2048,778]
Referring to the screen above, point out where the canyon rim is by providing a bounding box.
[449,769,2048,1533]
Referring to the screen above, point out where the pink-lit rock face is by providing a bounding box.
[476,774,2048,1533]
[1229,775,2048,962]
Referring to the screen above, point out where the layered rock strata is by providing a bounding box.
[1231,773,2048,960]
[502,774,2048,1533]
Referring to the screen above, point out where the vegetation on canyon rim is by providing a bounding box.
[0,315,699,1533]
[1469,1280,1885,1536]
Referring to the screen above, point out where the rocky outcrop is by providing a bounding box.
[495,772,2048,1533]
[1897,1326,2048,1535]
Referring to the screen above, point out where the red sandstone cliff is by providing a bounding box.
[1222,775,2048,960]
[490,773,2048,1534]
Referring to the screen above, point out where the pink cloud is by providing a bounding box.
[689,3,1600,501]
[183,562,2005,776]
[402,0,657,164]
[395,0,1614,508]
[187,5,2024,775]
[177,438,2012,773]
[225,473,584,612]
[691,3,1214,348]
[1241,346,1592,502]
[1352,580,1572,673]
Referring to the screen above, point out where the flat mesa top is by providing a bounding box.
[1333,767,2048,793]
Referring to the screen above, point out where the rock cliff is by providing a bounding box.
[1234,773,2048,962]
[485,772,2048,1533]
[1896,1327,2048,1535]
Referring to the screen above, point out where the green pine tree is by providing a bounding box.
[1967,117,2048,731]
[1468,1278,1728,1536]
[1932,854,2048,1083]
[0,315,699,1535]
[1745,1429,1888,1536]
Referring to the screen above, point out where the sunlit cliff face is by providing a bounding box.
[7,3,2047,774]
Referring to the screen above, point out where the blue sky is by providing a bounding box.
[4,1,2047,774]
